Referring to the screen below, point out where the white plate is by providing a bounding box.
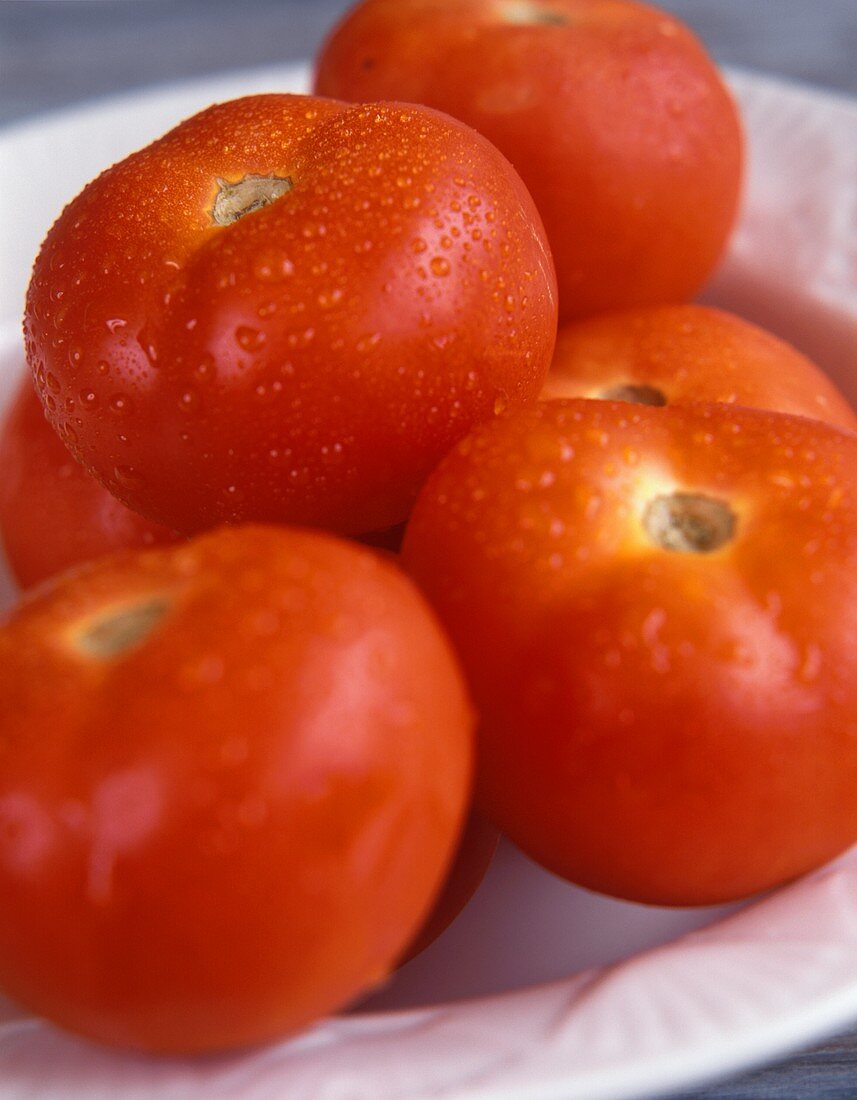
[1,62,857,1100]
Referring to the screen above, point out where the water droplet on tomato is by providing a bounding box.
[356,333,382,353]
[114,465,144,489]
[320,443,344,465]
[317,288,343,309]
[178,390,202,415]
[253,251,297,279]
[235,325,265,352]
[194,355,215,383]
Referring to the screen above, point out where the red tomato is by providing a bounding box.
[543,304,857,431]
[0,377,178,589]
[403,811,498,961]
[403,400,857,906]
[315,0,743,321]
[25,94,557,537]
[0,526,473,1052]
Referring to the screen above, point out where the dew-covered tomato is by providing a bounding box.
[542,304,857,430]
[25,94,557,537]
[315,0,743,321]
[403,400,857,906]
[0,377,178,589]
[0,526,473,1052]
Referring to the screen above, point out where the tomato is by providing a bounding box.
[0,526,473,1052]
[0,376,179,589]
[403,811,498,961]
[315,0,743,321]
[403,399,857,906]
[543,304,857,431]
[25,94,557,537]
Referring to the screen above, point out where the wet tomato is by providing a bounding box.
[403,400,857,905]
[542,304,857,430]
[315,0,743,321]
[25,94,557,537]
[0,526,473,1052]
[0,376,178,589]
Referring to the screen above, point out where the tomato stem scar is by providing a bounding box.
[601,383,667,407]
[211,175,293,226]
[643,492,736,553]
[499,1,568,25]
[74,597,172,659]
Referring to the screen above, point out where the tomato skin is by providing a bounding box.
[0,377,179,589]
[25,94,557,536]
[403,399,857,905]
[315,0,743,321]
[0,526,472,1052]
[543,304,857,431]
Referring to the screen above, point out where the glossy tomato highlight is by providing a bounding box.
[403,400,857,906]
[25,94,557,537]
[315,0,743,321]
[0,526,473,1052]
[0,377,178,589]
[543,304,857,430]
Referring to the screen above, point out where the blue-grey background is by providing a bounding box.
[2,2,857,1097]
[2,0,857,125]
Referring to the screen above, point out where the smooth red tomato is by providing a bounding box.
[0,526,473,1052]
[25,94,557,537]
[403,400,857,906]
[403,811,498,961]
[315,0,743,321]
[0,376,179,589]
[543,304,857,430]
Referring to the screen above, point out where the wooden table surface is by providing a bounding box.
[2,2,857,1097]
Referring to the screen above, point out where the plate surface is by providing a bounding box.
[1,62,857,1100]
